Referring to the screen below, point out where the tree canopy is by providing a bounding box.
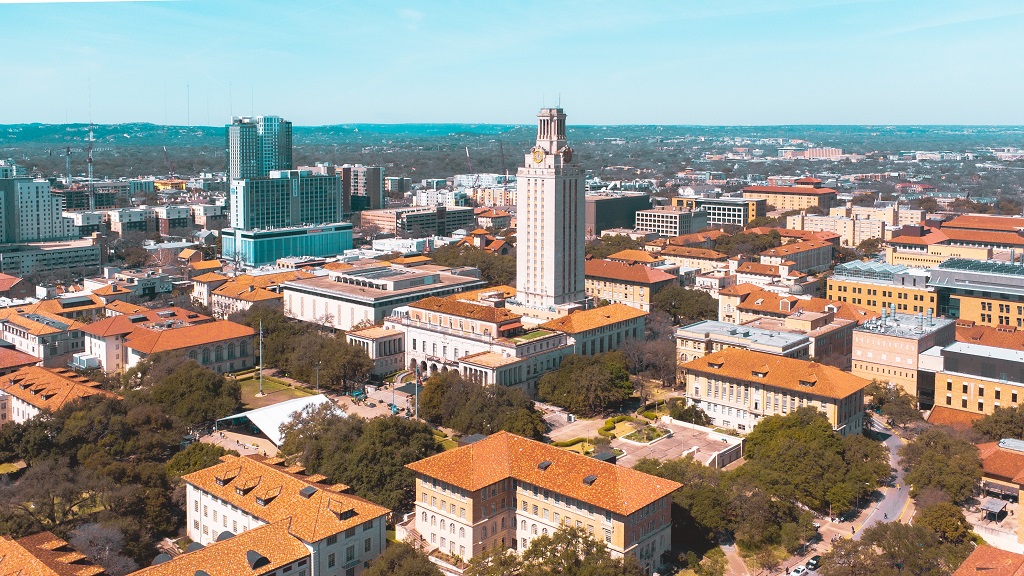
[537,352,634,417]
[820,521,973,576]
[900,428,981,504]
[430,243,516,286]
[467,526,645,576]
[585,235,645,259]
[865,380,922,430]
[714,230,782,256]
[278,404,439,510]
[651,285,717,324]
[419,371,547,440]
[363,542,442,576]
[972,404,1024,441]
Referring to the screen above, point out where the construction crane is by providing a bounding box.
[163,146,175,178]
[465,146,481,190]
[64,147,73,186]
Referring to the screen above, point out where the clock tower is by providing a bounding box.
[515,108,586,311]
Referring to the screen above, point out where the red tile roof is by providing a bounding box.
[926,406,984,431]
[0,273,25,293]
[0,347,39,371]
[944,214,1024,233]
[410,297,521,324]
[182,455,390,543]
[659,246,729,260]
[760,240,833,258]
[82,307,212,338]
[0,531,107,576]
[742,185,836,195]
[978,442,1024,485]
[888,227,949,246]
[732,286,879,324]
[584,259,678,285]
[954,545,1024,576]
[681,348,870,400]
[125,320,254,354]
[406,431,681,516]
[538,304,647,334]
[941,228,1024,248]
[0,367,120,413]
[956,324,1024,350]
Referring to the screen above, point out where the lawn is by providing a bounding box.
[623,426,669,443]
[239,377,313,409]
[512,329,553,343]
[0,462,24,475]
[610,421,636,438]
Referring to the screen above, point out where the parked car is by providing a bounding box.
[806,555,822,570]
[791,566,807,575]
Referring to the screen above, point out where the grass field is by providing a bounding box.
[610,421,636,438]
[0,462,23,474]
[239,377,313,409]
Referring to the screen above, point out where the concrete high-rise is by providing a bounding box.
[0,173,72,243]
[342,164,385,213]
[226,115,293,180]
[515,108,586,309]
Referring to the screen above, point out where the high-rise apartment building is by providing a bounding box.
[515,108,586,309]
[342,164,385,212]
[229,170,343,230]
[0,175,72,243]
[226,115,293,180]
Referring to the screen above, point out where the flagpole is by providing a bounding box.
[258,320,264,396]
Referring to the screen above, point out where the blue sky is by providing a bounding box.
[2,0,1024,125]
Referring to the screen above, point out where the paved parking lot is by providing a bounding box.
[613,421,733,468]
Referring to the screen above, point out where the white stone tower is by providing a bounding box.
[515,108,586,310]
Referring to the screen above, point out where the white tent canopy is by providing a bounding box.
[217,394,341,447]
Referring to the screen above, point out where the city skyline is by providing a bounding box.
[2,0,1024,126]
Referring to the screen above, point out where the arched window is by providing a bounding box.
[201,348,211,364]
[440,520,446,530]
[431,515,436,527]
[542,528,548,536]
[521,520,526,531]
[188,350,198,362]
[422,512,427,523]
[240,340,249,357]
[459,527,465,538]
[450,524,455,534]
[215,346,224,362]
[227,343,236,359]
[531,524,537,535]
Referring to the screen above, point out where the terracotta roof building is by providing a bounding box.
[718,284,878,326]
[974,439,1024,548]
[403,431,681,574]
[954,545,1024,576]
[584,259,679,312]
[0,346,39,375]
[0,272,33,299]
[209,270,315,319]
[680,348,869,435]
[759,240,833,274]
[657,246,729,274]
[123,320,255,374]
[75,306,214,373]
[0,531,107,576]
[0,366,119,427]
[741,184,837,211]
[0,306,90,367]
[178,454,389,575]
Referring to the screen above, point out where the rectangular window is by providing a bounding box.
[328,553,336,568]
[365,538,372,552]
[346,545,355,562]
[327,535,337,546]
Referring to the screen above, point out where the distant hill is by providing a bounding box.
[2,123,1022,181]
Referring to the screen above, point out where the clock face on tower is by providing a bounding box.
[532,147,546,164]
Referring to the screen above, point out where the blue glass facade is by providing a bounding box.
[222,223,352,266]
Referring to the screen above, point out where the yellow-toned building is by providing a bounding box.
[584,259,678,312]
[658,245,729,273]
[826,260,937,316]
[931,259,1024,329]
[852,311,955,403]
[742,184,837,211]
[405,431,681,575]
[884,245,992,268]
[671,197,766,226]
[680,347,868,435]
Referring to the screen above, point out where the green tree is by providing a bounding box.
[667,397,711,426]
[467,526,645,576]
[651,285,717,324]
[278,406,439,510]
[821,521,971,576]
[713,230,782,257]
[973,404,1024,441]
[900,428,981,504]
[363,542,442,576]
[537,352,634,416]
[915,502,971,544]
[166,443,238,478]
[585,235,644,259]
[419,371,547,439]
[857,237,883,256]
[866,380,922,429]
[144,360,241,428]
[430,243,516,286]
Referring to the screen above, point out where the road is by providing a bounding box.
[735,417,913,575]
[854,416,912,538]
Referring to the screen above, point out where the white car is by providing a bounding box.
[791,566,807,575]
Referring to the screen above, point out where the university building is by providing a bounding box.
[680,348,869,435]
[827,260,936,316]
[404,431,682,575]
